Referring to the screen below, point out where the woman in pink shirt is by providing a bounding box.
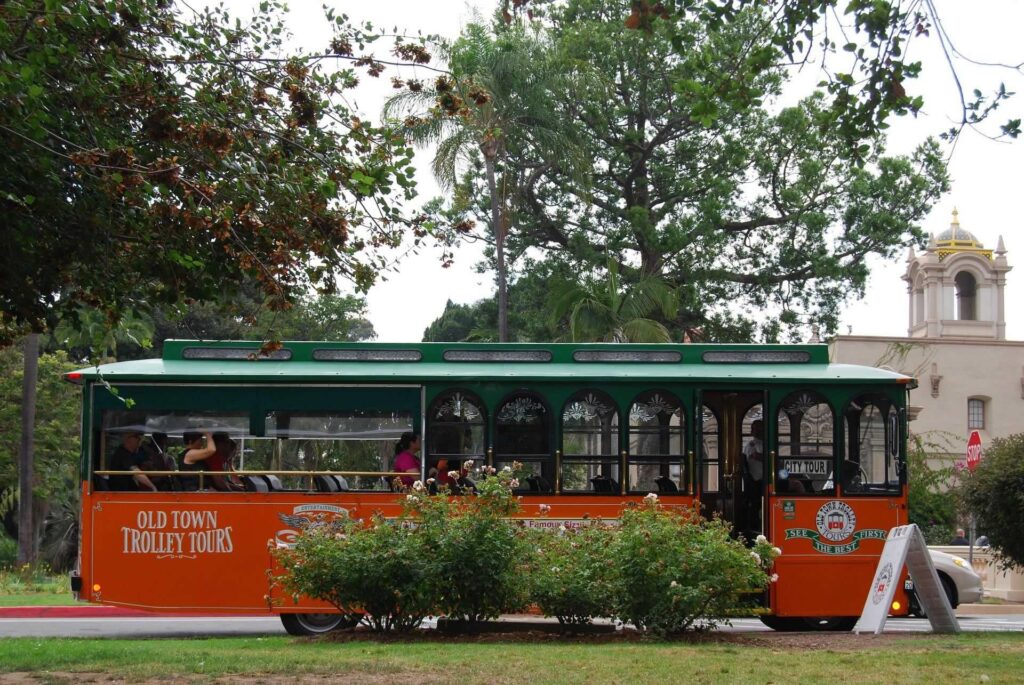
[392,432,421,487]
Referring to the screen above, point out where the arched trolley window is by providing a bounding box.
[561,390,620,494]
[494,392,551,490]
[628,391,687,494]
[427,390,486,488]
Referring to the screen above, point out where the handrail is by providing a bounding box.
[94,470,408,477]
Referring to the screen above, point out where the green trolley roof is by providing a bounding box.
[67,341,914,386]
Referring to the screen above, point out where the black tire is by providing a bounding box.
[760,615,857,632]
[940,574,959,609]
[759,615,806,632]
[802,616,857,631]
[280,612,362,636]
[908,573,958,618]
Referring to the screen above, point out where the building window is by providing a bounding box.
[967,398,985,430]
[955,271,977,320]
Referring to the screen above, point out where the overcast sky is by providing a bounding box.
[222,0,1024,342]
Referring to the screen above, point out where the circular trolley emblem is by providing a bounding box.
[871,562,894,606]
[815,501,857,542]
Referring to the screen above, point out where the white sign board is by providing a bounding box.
[855,524,959,634]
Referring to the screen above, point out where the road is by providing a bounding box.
[1,615,1023,638]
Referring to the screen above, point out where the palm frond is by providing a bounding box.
[619,318,674,343]
[569,298,617,342]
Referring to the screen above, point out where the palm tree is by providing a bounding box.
[385,22,578,342]
[548,261,680,343]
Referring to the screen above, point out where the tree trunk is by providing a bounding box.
[484,151,509,342]
[17,333,39,566]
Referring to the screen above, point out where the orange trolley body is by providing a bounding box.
[70,341,913,631]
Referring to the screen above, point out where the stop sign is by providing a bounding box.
[966,430,983,471]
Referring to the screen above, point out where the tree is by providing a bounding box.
[502,0,1021,146]
[0,345,80,570]
[961,433,1024,570]
[548,261,679,342]
[1,1,435,344]
[422,261,573,342]
[475,0,948,340]
[16,334,38,565]
[386,22,578,341]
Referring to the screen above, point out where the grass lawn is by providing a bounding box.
[0,567,72,607]
[0,591,77,607]
[0,633,1022,684]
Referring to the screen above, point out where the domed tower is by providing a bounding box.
[903,209,1011,339]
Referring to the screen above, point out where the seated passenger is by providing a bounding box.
[782,475,806,494]
[109,432,157,492]
[178,431,216,491]
[392,432,421,488]
[138,432,177,492]
[208,433,244,492]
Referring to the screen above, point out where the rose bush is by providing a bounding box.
[608,495,778,635]
[278,478,779,634]
[526,522,617,628]
[275,514,434,632]
[408,463,530,622]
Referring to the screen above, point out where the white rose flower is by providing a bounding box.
[773,547,782,556]
[750,551,761,564]
[770,573,779,583]
[756,534,768,544]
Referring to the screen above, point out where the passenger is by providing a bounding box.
[178,431,216,491]
[207,433,245,492]
[109,431,157,491]
[742,420,765,529]
[392,431,421,488]
[139,432,177,492]
[783,475,806,494]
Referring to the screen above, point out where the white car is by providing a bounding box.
[906,549,984,616]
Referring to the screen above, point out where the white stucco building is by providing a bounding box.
[830,211,1023,459]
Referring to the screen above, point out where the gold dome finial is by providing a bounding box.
[951,207,960,239]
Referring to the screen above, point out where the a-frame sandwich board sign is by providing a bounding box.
[854,524,960,635]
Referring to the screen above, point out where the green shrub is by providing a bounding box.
[907,432,960,545]
[961,432,1024,570]
[526,522,617,627]
[609,494,777,635]
[276,515,435,632]
[410,463,529,622]
[0,535,15,570]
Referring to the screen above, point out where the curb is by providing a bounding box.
[956,603,1024,616]
[0,606,255,619]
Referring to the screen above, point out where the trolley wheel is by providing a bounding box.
[760,615,857,632]
[280,612,363,636]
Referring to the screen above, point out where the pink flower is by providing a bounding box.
[538,503,551,514]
